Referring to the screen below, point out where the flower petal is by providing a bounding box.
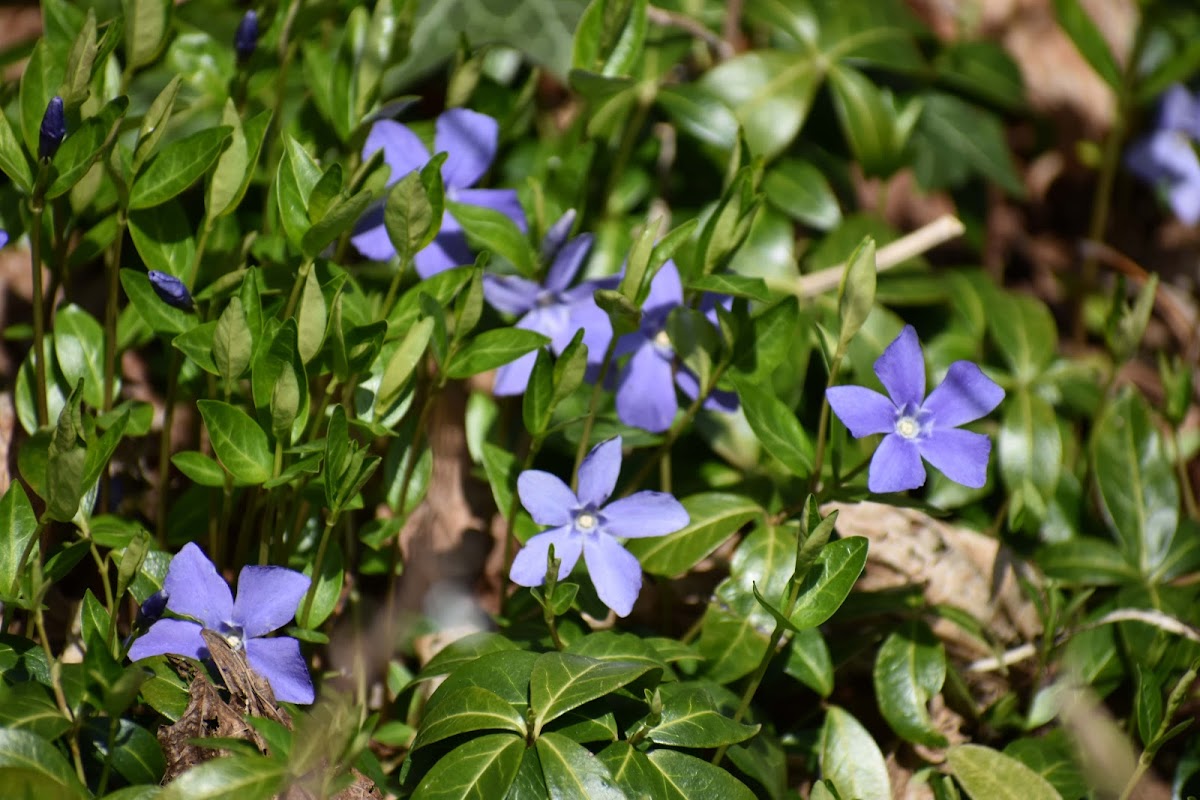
[0,230,8,250]
[868,433,926,493]
[544,234,593,293]
[1169,177,1200,225]
[643,260,683,317]
[560,297,614,366]
[583,534,643,617]
[232,566,311,638]
[128,619,206,662]
[921,361,1005,428]
[577,437,623,508]
[482,274,540,315]
[244,636,315,704]
[616,344,676,433]
[363,120,429,188]
[453,188,527,231]
[918,428,992,489]
[873,325,925,410]
[675,369,739,413]
[350,203,396,262]
[517,471,577,526]
[1159,84,1200,137]
[414,232,473,278]
[602,491,688,538]
[164,543,233,628]
[826,385,896,438]
[436,108,498,188]
[509,525,582,586]
[493,350,539,396]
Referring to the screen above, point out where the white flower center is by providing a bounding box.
[576,512,597,531]
[653,330,671,348]
[895,415,920,440]
[222,630,244,651]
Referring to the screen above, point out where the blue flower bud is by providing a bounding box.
[138,590,169,624]
[38,96,66,161]
[147,270,195,311]
[234,10,259,63]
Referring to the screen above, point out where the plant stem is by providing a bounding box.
[1118,657,1200,800]
[155,349,180,547]
[300,515,338,626]
[283,258,314,319]
[571,339,618,489]
[102,211,128,415]
[29,194,49,427]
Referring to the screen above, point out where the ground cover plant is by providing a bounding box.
[1,0,1199,797]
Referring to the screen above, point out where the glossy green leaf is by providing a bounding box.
[0,682,69,741]
[646,748,756,800]
[171,451,227,488]
[999,389,1061,524]
[1051,0,1120,89]
[416,633,521,682]
[536,731,626,800]
[53,305,106,408]
[296,269,328,364]
[123,0,170,69]
[821,706,891,800]
[47,97,128,199]
[128,200,196,278]
[377,316,434,412]
[648,684,760,748]
[411,733,524,800]
[873,620,948,747]
[172,322,218,376]
[445,329,549,379]
[790,536,867,629]
[627,492,759,577]
[276,136,323,250]
[571,0,647,78]
[0,728,89,800]
[763,158,841,230]
[948,744,1063,800]
[0,106,33,193]
[45,383,86,523]
[424,651,539,718]
[530,652,655,731]
[828,66,903,178]
[911,92,1024,196]
[411,686,527,751]
[298,539,342,629]
[213,296,252,383]
[197,400,272,485]
[734,378,813,478]
[206,99,249,218]
[130,126,232,209]
[447,200,537,277]
[158,754,285,800]
[19,41,64,159]
[836,236,877,354]
[784,627,834,697]
[0,483,37,599]
[986,291,1056,382]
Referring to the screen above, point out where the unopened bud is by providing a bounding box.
[148,270,195,311]
[38,96,66,161]
[234,10,259,64]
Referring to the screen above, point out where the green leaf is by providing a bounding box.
[482,443,518,520]
[197,400,273,485]
[1036,538,1139,585]
[130,126,232,209]
[648,684,760,748]
[158,754,285,800]
[128,200,196,278]
[836,237,877,355]
[828,66,905,178]
[790,537,867,629]
[998,389,1062,524]
[0,106,33,193]
[447,200,537,277]
[213,296,252,383]
[536,731,627,800]
[377,317,434,413]
[424,651,539,718]
[411,733,525,800]
[53,304,106,408]
[87,717,165,786]
[821,706,891,800]
[384,166,437,265]
[415,632,520,682]
[1092,390,1179,578]
[986,291,1056,382]
[276,136,323,250]
[700,50,822,159]
[0,682,69,741]
[171,451,227,488]
[873,620,948,747]
[685,274,774,303]
[298,539,342,629]
[19,41,64,160]
[389,265,474,333]
[212,109,271,219]
[784,627,834,697]
[45,383,86,523]
[123,0,170,69]
[302,189,373,258]
[948,744,1063,800]
[0,484,37,599]
[47,96,128,200]
[763,158,841,230]
[411,686,527,751]
[627,493,759,577]
[530,652,655,731]
[734,378,813,478]
[646,749,757,800]
[1051,0,1120,89]
[172,321,218,375]
[656,84,740,150]
[445,329,549,380]
[571,0,647,78]
[911,92,1024,196]
[296,269,328,364]
[0,728,89,800]
[934,41,1025,111]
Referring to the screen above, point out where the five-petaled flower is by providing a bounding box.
[509,437,688,617]
[128,543,315,704]
[826,325,1004,494]
[483,209,616,395]
[1126,84,1200,225]
[352,108,525,278]
[614,260,737,433]
[147,270,194,311]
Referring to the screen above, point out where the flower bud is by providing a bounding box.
[137,590,169,625]
[234,10,259,64]
[147,270,195,311]
[38,96,66,161]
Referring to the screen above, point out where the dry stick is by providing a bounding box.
[646,5,734,60]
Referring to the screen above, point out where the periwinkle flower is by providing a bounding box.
[482,210,616,395]
[352,108,525,278]
[38,96,65,161]
[510,437,688,617]
[1126,84,1200,225]
[128,543,314,704]
[826,325,1004,494]
[234,10,259,63]
[147,270,194,311]
[613,260,737,433]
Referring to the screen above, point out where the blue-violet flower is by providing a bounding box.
[352,108,525,278]
[509,437,688,617]
[613,260,737,433]
[483,210,616,395]
[234,10,259,63]
[1126,84,1200,225]
[128,543,314,704]
[148,270,194,311]
[826,325,1004,493]
[0,230,8,249]
[39,96,66,161]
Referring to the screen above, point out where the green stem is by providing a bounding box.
[571,339,618,489]
[1118,657,1200,800]
[808,345,848,496]
[155,349,181,547]
[300,515,338,627]
[261,0,303,229]
[29,182,49,428]
[283,258,313,319]
[102,211,128,415]
[31,556,86,784]
[260,440,285,564]
[1173,429,1199,520]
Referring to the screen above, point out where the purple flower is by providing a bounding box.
[39,96,65,161]
[234,10,259,63]
[0,230,8,249]
[613,260,737,433]
[147,270,194,311]
[509,437,688,617]
[128,543,314,704]
[1126,84,1200,225]
[483,210,616,395]
[826,325,1004,493]
[351,108,525,278]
